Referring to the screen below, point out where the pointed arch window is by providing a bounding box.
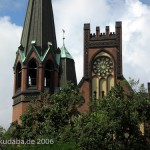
[108,75,114,92]
[100,78,106,98]
[92,77,99,99]
[92,54,115,98]
[28,59,37,87]
[16,62,22,89]
[44,60,54,93]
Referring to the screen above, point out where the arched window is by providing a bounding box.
[100,78,106,98]
[28,59,37,87]
[16,62,22,89]
[92,53,114,98]
[92,77,99,99]
[108,75,114,92]
[44,60,54,93]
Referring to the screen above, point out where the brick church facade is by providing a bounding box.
[78,22,122,111]
[12,0,123,122]
[12,0,77,122]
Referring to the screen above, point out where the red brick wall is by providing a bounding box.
[12,102,28,124]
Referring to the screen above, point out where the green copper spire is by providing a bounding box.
[60,30,77,87]
[20,0,57,55]
[60,30,73,59]
[61,45,73,59]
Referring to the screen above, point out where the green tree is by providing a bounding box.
[5,80,150,150]
[67,81,150,150]
[0,125,5,139]
[99,86,149,149]
[0,126,6,149]
[9,82,84,141]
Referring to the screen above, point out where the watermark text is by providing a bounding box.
[0,139,54,145]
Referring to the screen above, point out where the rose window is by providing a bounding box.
[93,57,113,77]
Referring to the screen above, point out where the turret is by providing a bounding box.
[60,31,77,87]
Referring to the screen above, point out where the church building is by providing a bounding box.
[12,0,123,122]
[79,22,122,111]
[12,0,77,122]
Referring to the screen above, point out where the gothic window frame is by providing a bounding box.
[27,58,38,88]
[44,59,54,93]
[92,56,113,78]
[107,75,114,92]
[99,78,106,98]
[90,49,116,77]
[16,62,22,90]
[90,50,116,98]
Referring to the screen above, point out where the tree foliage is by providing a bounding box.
[62,80,150,149]
[5,80,150,149]
[8,82,84,141]
[0,126,6,139]
[0,126,6,150]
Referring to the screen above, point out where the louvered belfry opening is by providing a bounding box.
[16,62,22,89]
[44,60,54,93]
[12,0,64,123]
[28,59,37,87]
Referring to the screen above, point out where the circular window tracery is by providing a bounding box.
[92,57,113,77]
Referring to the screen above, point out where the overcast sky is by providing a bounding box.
[0,0,150,129]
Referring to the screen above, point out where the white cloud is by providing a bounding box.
[121,0,150,85]
[0,17,22,129]
[53,0,150,86]
[1,0,150,128]
[53,0,111,82]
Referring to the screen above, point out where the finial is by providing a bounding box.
[62,29,65,46]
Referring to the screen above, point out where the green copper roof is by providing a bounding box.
[14,43,55,68]
[60,44,73,59]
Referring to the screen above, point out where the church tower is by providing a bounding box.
[60,33,77,87]
[79,22,122,110]
[12,0,60,123]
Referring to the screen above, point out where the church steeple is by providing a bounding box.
[61,30,73,59]
[12,0,59,123]
[60,30,77,87]
[20,0,57,55]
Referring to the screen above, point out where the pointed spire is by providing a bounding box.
[60,30,73,59]
[60,30,77,87]
[20,0,57,55]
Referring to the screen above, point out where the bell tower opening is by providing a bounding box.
[12,0,61,123]
[44,60,54,93]
[16,62,22,90]
[28,59,37,87]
